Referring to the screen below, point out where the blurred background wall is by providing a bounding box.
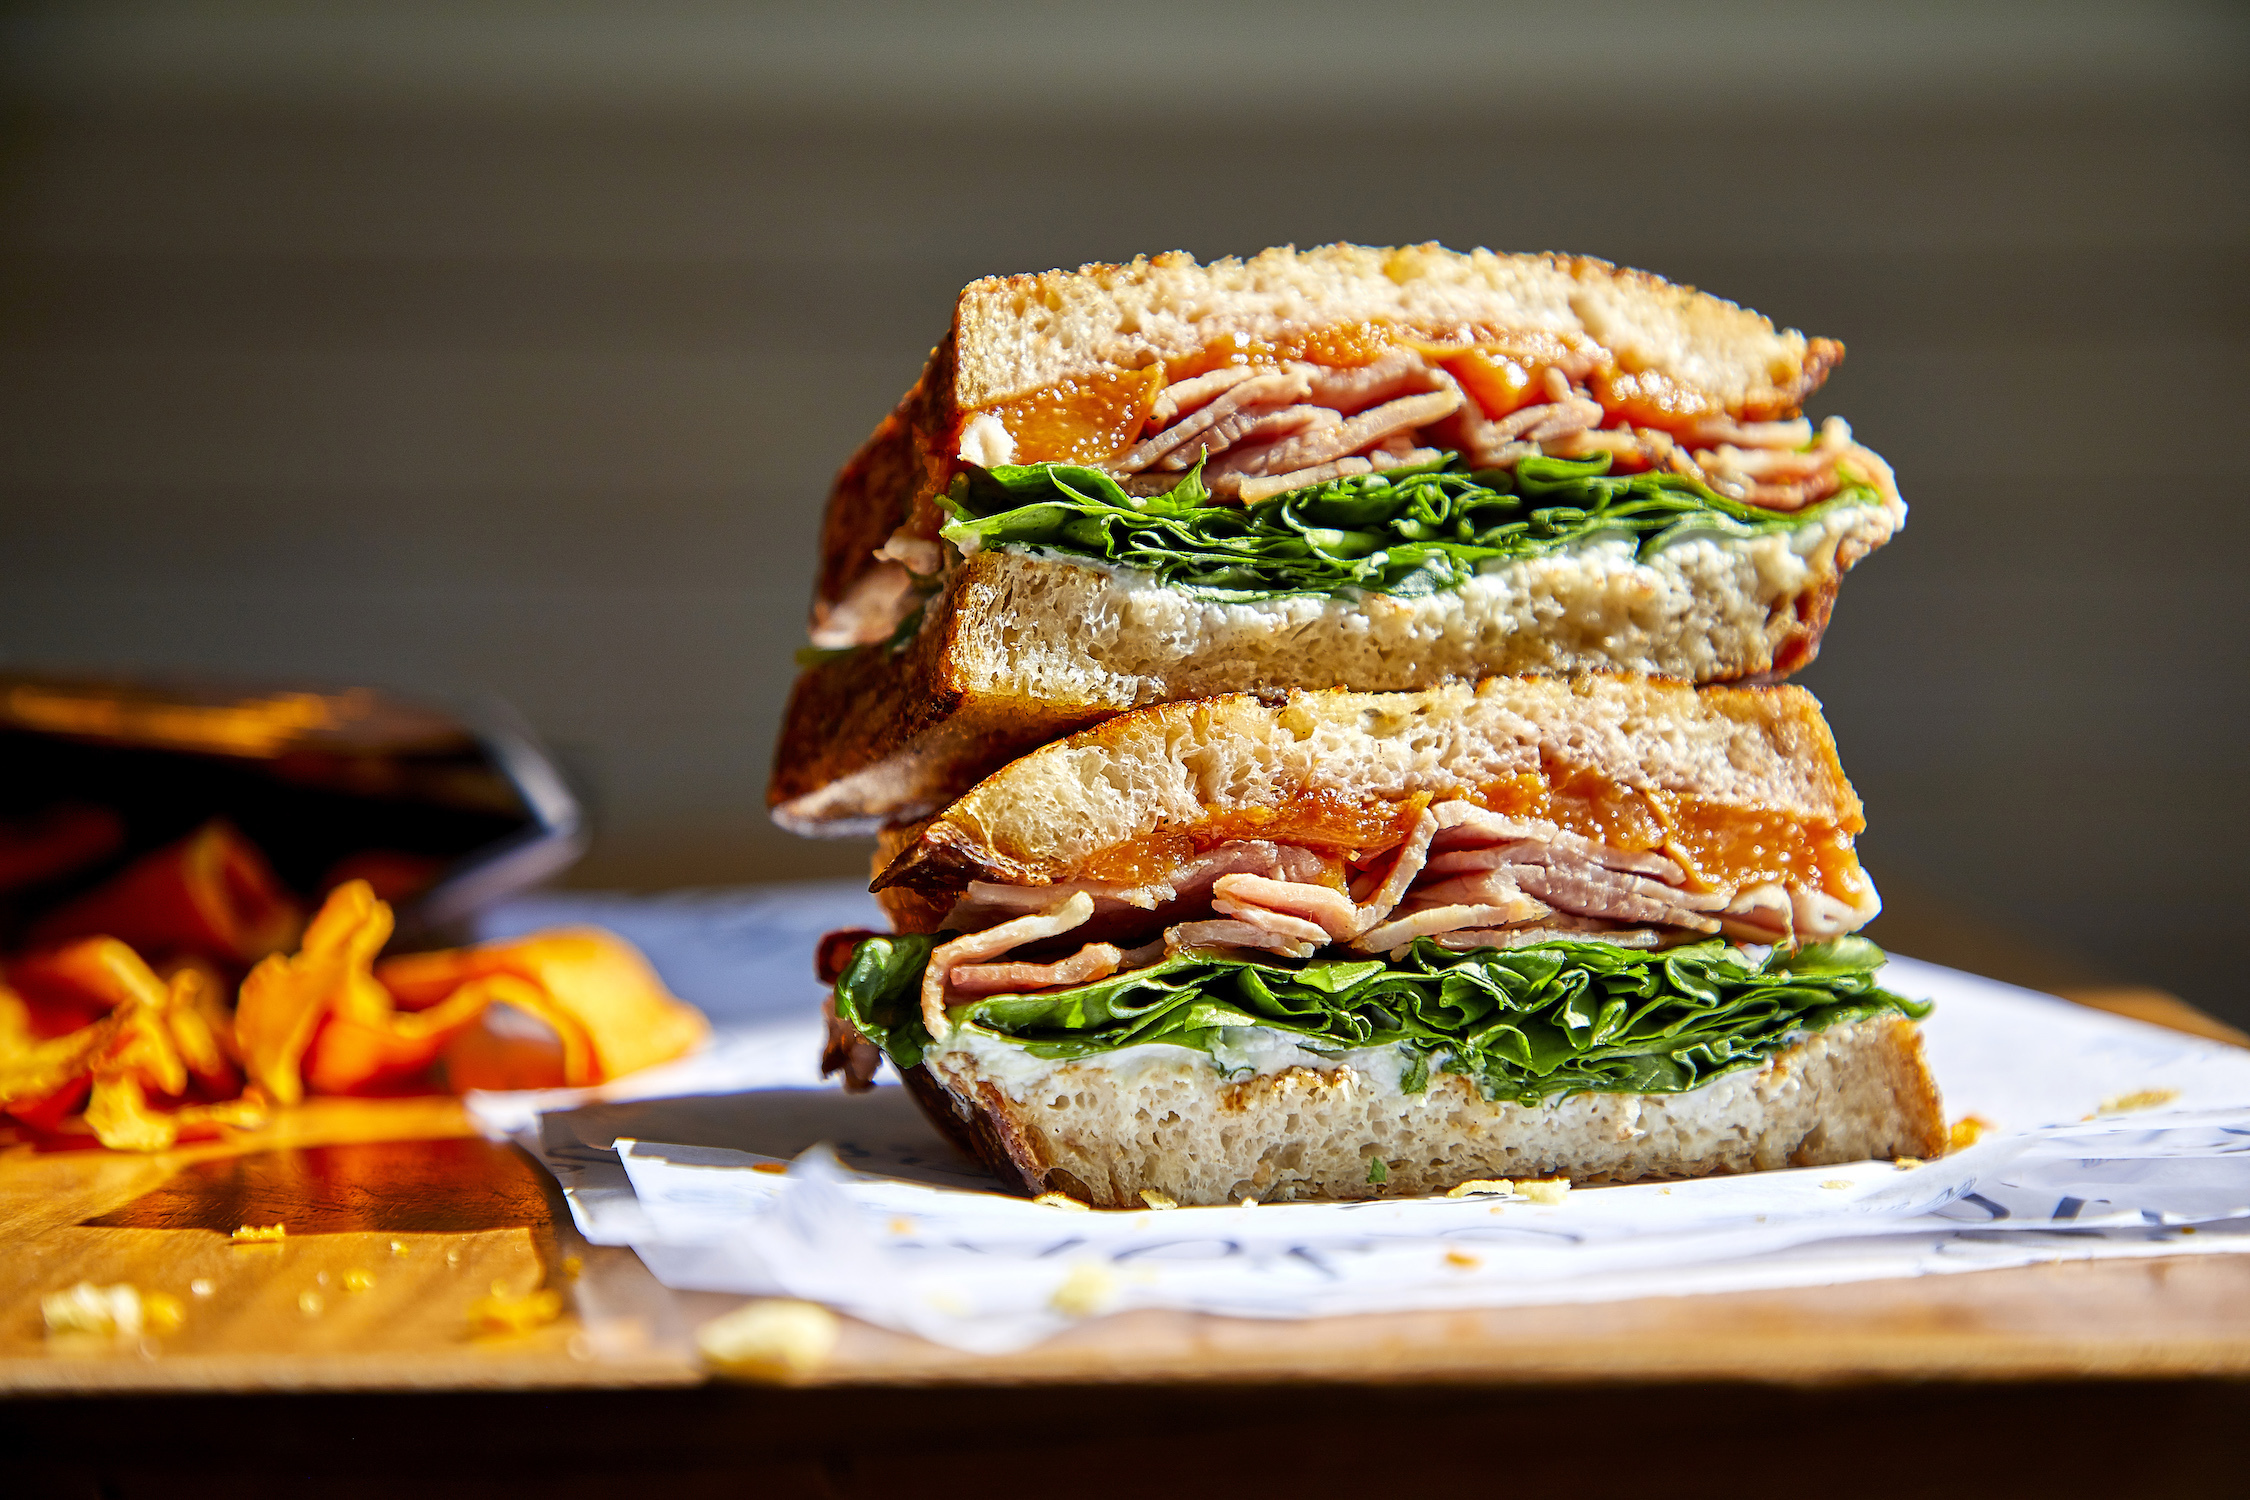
[1,3,2244,1014]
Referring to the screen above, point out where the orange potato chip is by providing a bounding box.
[30,820,302,968]
[241,882,706,1099]
[379,929,707,1088]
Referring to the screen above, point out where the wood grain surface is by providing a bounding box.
[6,985,2250,1398]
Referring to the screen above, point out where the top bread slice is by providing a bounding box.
[877,674,1862,906]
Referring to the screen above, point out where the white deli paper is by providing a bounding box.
[474,955,2250,1353]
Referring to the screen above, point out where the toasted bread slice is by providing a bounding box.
[876,675,1868,923]
[907,1014,1945,1207]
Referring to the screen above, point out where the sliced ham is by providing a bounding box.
[1513,862,1723,933]
[950,941,1124,997]
[1429,925,1662,953]
[920,891,1094,1035]
[1210,387,1462,482]
[1113,370,1311,474]
[1147,365,1262,427]
[1300,352,1444,413]
[1355,901,1551,952]
[1165,919,1318,959]
[1157,403,1338,472]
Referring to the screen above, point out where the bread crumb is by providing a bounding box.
[1445,1178,1513,1198]
[1947,1114,1994,1150]
[1049,1262,1117,1317]
[44,1282,180,1339]
[1821,1179,1854,1190]
[189,1279,215,1298]
[1444,1250,1481,1269]
[297,1290,324,1317]
[1238,1196,1261,1208]
[751,1162,789,1175]
[560,1256,582,1281]
[1139,1190,1178,1210]
[699,1299,839,1379]
[1520,1178,1570,1205]
[342,1269,376,1294]
[230,1223,285,1245]
[2100,1088,2180,1116]
[889,1218,915,1234]
[389,1239,410,1257]
[468,1286,562,1336]
[1033,1191,1091,1211]
[1893,1157,1922,1170]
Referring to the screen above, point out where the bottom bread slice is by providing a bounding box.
[907,1017,1946,1208]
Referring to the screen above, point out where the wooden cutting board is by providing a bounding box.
[4,982,2247,1394]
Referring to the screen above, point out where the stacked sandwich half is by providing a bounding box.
[775,244,1944,1207]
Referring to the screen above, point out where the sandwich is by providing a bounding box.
[773,243,1903,834]
[820,675,1944,1207]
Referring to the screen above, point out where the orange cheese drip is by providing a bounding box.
[977,365,1165,465]
[1074,769,1864,903]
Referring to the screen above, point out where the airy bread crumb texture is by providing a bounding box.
[952,244,1825,416]
[921,1017,1944,1208]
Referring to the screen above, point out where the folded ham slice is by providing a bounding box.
[915,795,1875,996]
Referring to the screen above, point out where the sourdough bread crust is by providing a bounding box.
[952,244,1836,416]
[911,1016,1945,1207]
[770,499,1889,835]
[878,673,1861,898]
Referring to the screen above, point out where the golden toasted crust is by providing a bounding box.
[876,676,1861,901]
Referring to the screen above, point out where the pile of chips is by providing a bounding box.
[0,821,707,1150]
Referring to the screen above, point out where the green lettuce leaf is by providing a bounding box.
[830,934,1930,1107]
[937,453,1882,603]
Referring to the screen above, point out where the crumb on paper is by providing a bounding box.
[230,1223,285,1245]
[1139,1190,1178,1210]
[1446,1178,1512,1198]
[342,1270,375,1294]
[1033,1192,1090,1211]
[751,1162,788,1176]
[1894,1156,1923,1171]
[1659,1187,1673,1195]
[44,1282,181,1339]
[1049,1262,1117,1318]
[1520,1178,1570,1205]
[1444,1250,1480,1269]
[1948,1114,1995,1150]
[888,1218,915,1235]
[189,1279,215,1298]
[2100,1088,2181,1116]
[297,1290,324,1317]
[698,1298,839,1380]
[1821,1180,1854,1190]
[467,1285,563,1336]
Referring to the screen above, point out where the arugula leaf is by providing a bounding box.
[938,453,1882,604]
[830,934,1929,1107]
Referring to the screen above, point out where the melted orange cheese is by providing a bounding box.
[978,365,1165,465]
[1075,767,1865,902]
